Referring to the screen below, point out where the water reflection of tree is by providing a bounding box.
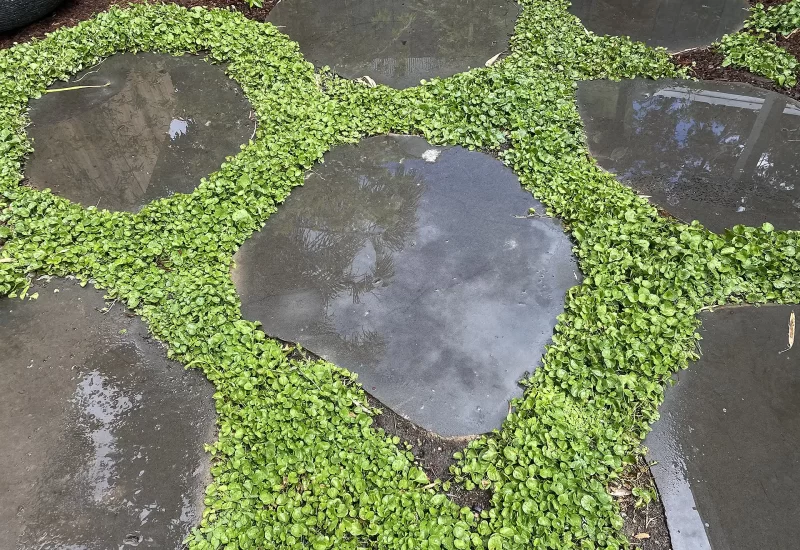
[581,80,800,230]
[247,148,425,362]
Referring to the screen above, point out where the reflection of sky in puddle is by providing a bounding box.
[584,80,800,230]
[168,118,191,140]
[73,370,136,502]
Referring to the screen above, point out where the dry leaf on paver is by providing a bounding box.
[609,486,632,497]
[633,533,650,540]
[779,311,795,354]
[485,52,502,66]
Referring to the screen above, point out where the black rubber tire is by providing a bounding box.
[0,0,65,34]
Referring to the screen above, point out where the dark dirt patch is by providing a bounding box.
[673,0,800,101]
[0,0,276,49]
[364,393,492,512]
[758,0,792,8]
[673,37,800,101]
[612,455,672,550]
[284,341,492,512]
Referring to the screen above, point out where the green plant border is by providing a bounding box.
[717,1,800,87]
[1,1,798,549]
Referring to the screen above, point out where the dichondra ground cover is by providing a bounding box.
[0,1,798,548]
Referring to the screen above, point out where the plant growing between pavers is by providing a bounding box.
[717,1,800,87]
[0,1,798,548]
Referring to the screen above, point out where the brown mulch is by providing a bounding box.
[673,0,800,101]
[0,0,276,49]
[614,455,672,550]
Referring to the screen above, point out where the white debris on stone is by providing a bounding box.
[421,149,440,163]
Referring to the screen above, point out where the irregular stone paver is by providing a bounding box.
[233,135,580,436]
[577,78,800,233]
[568,0,748,52]
[267,0,519,89]
[24,53,253,212]
[0,280,215,548]
[645,305,800,550]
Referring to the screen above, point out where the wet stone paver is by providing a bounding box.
[577,78,800,233]
[233,135,580,436]
[568,0,748,52]
[645,305,800,550]
[267,0,519,89]
[24,52,253,212]
[0,280,216,549]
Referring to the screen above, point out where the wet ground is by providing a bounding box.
[0,279,216,549]
[267,0,519,88]
[24,52,253,212]
[568,0,749,52]
[646,305,800,550]
[233,135,579,436]
[576,78,800,233]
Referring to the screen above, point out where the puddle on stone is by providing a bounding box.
[233,135,579,436]
[24,52,253,212]
[576,78,800,233]
[645,305,800,550]
[267,0,519,89]
[0,280,216,548]
[568,0,748,52]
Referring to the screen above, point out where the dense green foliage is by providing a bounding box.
[0,1,798,548]
[719,32,798,86]
[718,1,800,87]
[747,0,800,36]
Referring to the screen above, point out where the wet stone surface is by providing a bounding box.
[645,305,800,550]
[568,0,748,52]
[577,78,800,233]
[267,0,519,89]
[233,135,579,436]
[24,52,253,212]
[0,280,216,549]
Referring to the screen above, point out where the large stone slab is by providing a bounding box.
[233,135,579,436]
[645,305,800,550]
[0,280,216,548]
[568,0,748,52]
[577,79,800,233]
[267,0,519,89]
[24,53,253,212]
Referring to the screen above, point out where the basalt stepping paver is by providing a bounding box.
[568,0,748,52]
[233,135,580,436]
[24,52,253,212]
[576,78,800,233]
[0,280,215,548]
[267,0,519,89]
[645,305,800,550]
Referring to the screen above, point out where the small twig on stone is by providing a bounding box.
[45,83,111,93]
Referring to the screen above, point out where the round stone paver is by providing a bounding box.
[0,280,216,548]
[568,0,748,52]
[267,0,520,89]
[577,78,800,233]
[24,52,253,212]
[233,135,580,436]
